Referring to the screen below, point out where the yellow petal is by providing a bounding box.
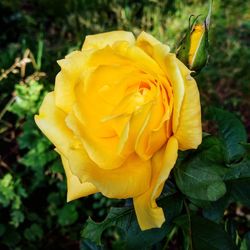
[59,144,152,199]
[66,110,125,170]
[135,87,168,160]
[34,92,98,199]
[118,101,153,158]
[86,153,152,199]
[174,60,202,150]
[75,64,134,136]
[189,24,205,68]
[35,91,88,179]
[35,92,151,199]
[164,54,185,133]
[136,31,170,59]
[82,31,135,50]
[113,40,165,79]
[55,51,89,113]
[35,92,73,149]
[60,153,98,202]
[133,136,178,230]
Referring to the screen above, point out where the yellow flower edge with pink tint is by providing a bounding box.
[35,31,202,230]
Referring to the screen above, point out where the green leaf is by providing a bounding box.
[0,174,15,207]
[19,137,57,169]
[224,156,250,180]
[58,203,79,226]
[0,224,6,237]
[174,214,191,250]
[230,178,250,207]
[82,207,133,245]
[125,195,183,249]
[24,223,44,241]
[197,135,226,164]
[240,232,250,250]
[17,119,42,149]
[82,195,183,249]
[174,136,227,201]
[80,240,102,250]
[8,80,44,117]
[208,108,247,162]
[202,194,230,223]
[1,226,21,247]
[225,219,238,244]
[10,210,24,228]
[50,160,64,174]
[191,215,237,250]
[241,143,250,154]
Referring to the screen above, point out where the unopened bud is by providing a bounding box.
[188,23,208,72]
[177,0,212,73]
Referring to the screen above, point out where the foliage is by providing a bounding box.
[0,0,249,249]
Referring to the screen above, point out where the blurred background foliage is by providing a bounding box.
[0,0,249,249]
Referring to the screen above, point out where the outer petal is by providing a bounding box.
[174,60,202,150]
[55,51,90,113]
[85,153,152,199]
[113,41,165,79]
[164,54,185,133]
[82,31,135,50]
[136,31,170,59]
[59,144,152,199]
[35,92,73,149]
[60,154,98,202]
[133,136,178,230]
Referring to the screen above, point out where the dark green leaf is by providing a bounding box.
[225,219,238,244]
[174,214,192,250]
[174,135,228,201]
[82,195,183,249]
[80,240,102,250]
[241,143,250,154]
[10,210,24,228]
[240,232,250,250]
[197,135,226,164]
[174,157,226,201]
[0,224,6,237]
[191,215,237,250]
[24,223,44,241]
[1,226,21,247]
[202,194,230,223]
[175,166,226,201]
[19,137,57,169]
[224,156,250,180]
[188,198,211,208]
[208,108,247,162]
[17,119,41,150]
[58,203,78,226]
[82,207,133,245]
[230,178,250,207]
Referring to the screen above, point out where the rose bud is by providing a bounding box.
[177,0,212,73]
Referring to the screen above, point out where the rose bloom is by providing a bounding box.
[35,31,201,230]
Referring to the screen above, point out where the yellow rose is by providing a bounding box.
[35,31,202,230]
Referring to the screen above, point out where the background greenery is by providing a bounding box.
[0,0,249,249]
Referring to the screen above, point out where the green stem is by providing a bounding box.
[163,226,178,250]
[184,199,193,250]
